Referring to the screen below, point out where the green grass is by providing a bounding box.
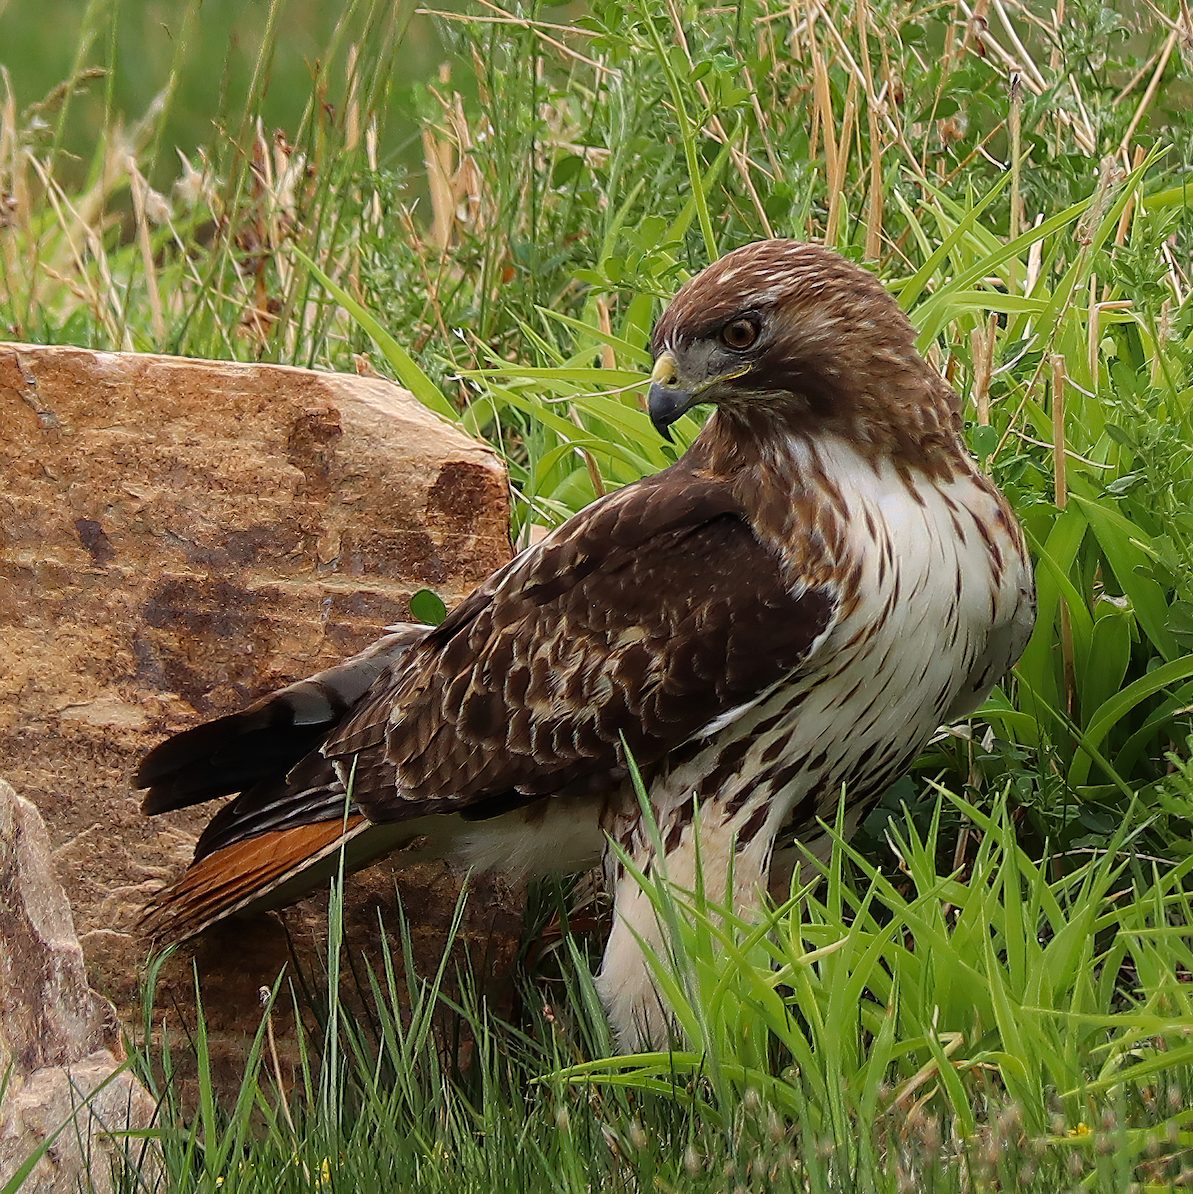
[97,784,1193,1191]
[0,0,452,183]
[3,0,1193,1188]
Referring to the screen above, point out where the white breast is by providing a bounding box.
[657,435,1033,851]
[810,436,1031,765]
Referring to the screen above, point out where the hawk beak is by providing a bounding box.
[647,352,693,442]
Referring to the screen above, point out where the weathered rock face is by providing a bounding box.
[0,342,519,1098]
[0,778,157,1192]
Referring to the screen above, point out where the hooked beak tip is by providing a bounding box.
[648,382,691,441]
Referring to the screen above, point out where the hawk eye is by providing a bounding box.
[719,316,759,351]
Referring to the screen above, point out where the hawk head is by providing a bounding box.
[647,240,956,456]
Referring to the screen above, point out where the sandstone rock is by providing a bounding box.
[0,342,518,1099]
[0,778,157,1192]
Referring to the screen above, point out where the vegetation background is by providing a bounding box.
[2,0,1193,1188]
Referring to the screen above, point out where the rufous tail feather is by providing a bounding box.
[142,816,372,942]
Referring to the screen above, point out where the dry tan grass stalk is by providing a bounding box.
[1061,73,1097,155]
[1113,48,1165,108]
[127,158,166,342]
[807,77,822,168]
[1118,29,1178,155]
[365,119,382,226]
[810,18,839,199]
[1009,71,1022,244]
[1161,243,1187,306]
[345,43,361,155]
[1025,213,1044,293]
[759,0,812,30]
[0,70,23,227]
[961,0,991,55]
[444,88,486,237]
[893,1032,966,1112]
[0,72,22,310]
[990,0,1046,92]
[856,0,884,260]
[811,2,932,193]
[595,296,616,373]
[418,4,603,38]
[569,404,607,499]
[1111,145,1146,251]
[1138,0,1191,38]
[825,75,857,246]
[1051,354,1077,718]
[422,122,457,252]
[971,312,996,429]
[872,18,906,161]
[1048,0,1065,77]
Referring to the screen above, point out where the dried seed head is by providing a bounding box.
[1076,156,1122,246]
[767,1108,785,1143]
[628,1119,648,1152]
[173,149,214,211]
[143,186,172,226]
[683,1145,702,1178]
[998,1102,1023,1133]
[920,1116,942,1155]
[938,113,969,144]
[980,1133,1001,1171]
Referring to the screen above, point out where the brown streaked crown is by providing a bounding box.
[654,239,966,473]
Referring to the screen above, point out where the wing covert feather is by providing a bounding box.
[323,469,837,820]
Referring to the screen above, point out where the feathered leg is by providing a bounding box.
[595,795,783,1051]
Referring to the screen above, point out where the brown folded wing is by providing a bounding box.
[324,467,838,821]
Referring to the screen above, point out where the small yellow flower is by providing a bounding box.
[1067,1122,1091,1138]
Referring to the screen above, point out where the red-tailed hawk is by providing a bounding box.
[136,240,1035,1048]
